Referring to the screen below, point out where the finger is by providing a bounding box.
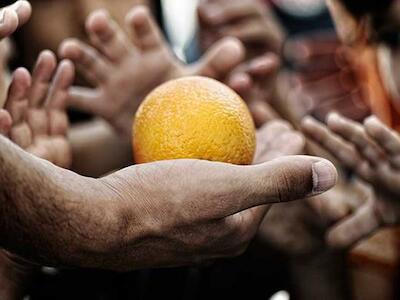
[228,72,252,94]
[247,53,280,77]
[7,0,31,26]
[301,116,373,180]
[46,60,75,110]
[86,9,130,62]
[194,37,245,79]
[0,9,18,39]
[326,202,381,249]
[59,38,111,85]
[5,67,31,124]
[29,50,57,107]
[125,5,165,51]
[220,21,280,49]
[209,155,337,218]
[364,116,400,168]
[327,113,384,166]
[0,109,12,135]
[48,137,72,168]
[198,0,261,26]
[67,86,104,116]
[248,100,279,127]
[0,1,32,38]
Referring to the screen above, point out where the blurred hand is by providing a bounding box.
[0,51,74,168]
[228,53,281,128]
[59,6,244,140]
[284,34,370,123]
[302,113,400,248]
[198,0,284,58]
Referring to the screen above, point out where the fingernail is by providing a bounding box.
[312,160,337,194]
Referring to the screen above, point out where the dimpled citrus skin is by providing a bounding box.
[133,76,256,165]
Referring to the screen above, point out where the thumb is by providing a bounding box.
[194,37,245,80]
[212,155,337,218]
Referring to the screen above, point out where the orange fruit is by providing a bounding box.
[133,76,256,165]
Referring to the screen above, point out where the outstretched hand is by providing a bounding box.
[0,51,74,168]
[59,6,245,140]
[228,53,281,127]
[302,113,400,248]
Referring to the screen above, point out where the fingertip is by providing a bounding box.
[86,9,110,35]
[57,59,76,84]
[38,49,57,69]
[364,115,382,128]
[0,109,12,135]
[249,53,280,75]
[228,72,252,93]
[219,37,245,63]
[125,5,151,28]
[58,39,82,60]
[326,112,343,130]
[12,67,31,87]
[14,0,32,25]
[300,115,317,129]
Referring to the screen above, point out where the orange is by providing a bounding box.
[133,76,256,165]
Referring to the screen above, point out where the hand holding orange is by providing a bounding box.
[133,76,256,165]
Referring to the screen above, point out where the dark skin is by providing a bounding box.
[0,134,338,270]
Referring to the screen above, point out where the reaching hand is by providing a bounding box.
[284,34,370,123]
[0,50,74,168]
[198,0,284,57]
[302,113,400,247]
[59,6,245,140]
[228,53,281,127]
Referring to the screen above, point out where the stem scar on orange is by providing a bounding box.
[133,76,256,165]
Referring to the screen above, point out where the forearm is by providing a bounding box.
[0,136,116,268]
[69,119,132,177]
